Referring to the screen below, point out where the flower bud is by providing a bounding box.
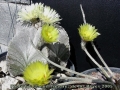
[23,61,54,86]
[78,23,100,41]
[41,24,59,43]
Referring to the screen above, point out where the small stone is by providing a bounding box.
[1,76,18,90]
[15,76,25,83]
[0,60,7,73]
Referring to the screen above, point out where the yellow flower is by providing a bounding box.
[18,3,44,24]
[39,6,61,24]
[41,24,59,43]
[23,61,54,86]
[78,23,100,41]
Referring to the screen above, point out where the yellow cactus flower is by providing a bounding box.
[78,23,100,41]
[18,3,44,24]
[23,61,54,86]
[39,6,61,24]
[41,24,59,43]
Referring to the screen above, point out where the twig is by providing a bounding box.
[81,41,110,78]
[31,40,97,79]
[58,81,88,86]
[38,49,96,79]
[53,76,92,83]
[80,4,86,24]
[91,42,114,78]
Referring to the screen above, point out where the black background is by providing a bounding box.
[32,0,120,72]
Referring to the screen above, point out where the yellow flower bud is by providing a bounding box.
[23,61,54,86]
[41,24,59,43]
[78,23,100,41]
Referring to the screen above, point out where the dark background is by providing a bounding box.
[32,0,120,72]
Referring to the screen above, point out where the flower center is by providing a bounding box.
[47,32,52,39]
[31,18,39,23]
